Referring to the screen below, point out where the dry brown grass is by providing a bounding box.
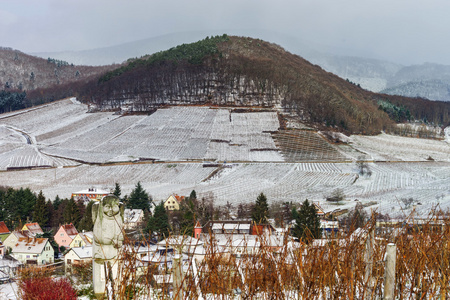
[103,215,450,299]
[34,212,450,299]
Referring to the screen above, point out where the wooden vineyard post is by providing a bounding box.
[364,228,374,300]
[384,243,396,300]
[173,255,184,300]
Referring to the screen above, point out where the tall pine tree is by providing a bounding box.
[78,201,94,231]
[45,200,55,229]
[63,198,81,228]
[33,190,48,228]
[251,192,269,224]
[127,182,151,211]
[113,183,121,198]
[180,197,196,236]
[146,201,170,240]
[292,199,322,243]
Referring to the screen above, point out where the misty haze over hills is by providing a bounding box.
[31,30,450,102]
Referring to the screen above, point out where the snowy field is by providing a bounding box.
[0,99,449,217]
[0,161,448,218]
[0,282,18,300]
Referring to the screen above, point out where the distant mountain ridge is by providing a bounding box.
[32,31,450,102]
[306,54,450,102]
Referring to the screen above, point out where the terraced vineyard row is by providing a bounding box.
[273,130,348,162]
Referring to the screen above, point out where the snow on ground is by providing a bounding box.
[0,161,448,218]
[0,282,18,300]
[1,100,449,217]
[0,102,284,166]
[349,133,450,162]
[445,126,450,143]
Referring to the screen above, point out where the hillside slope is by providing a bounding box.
[78,35,395,134]
[0,47,116,91]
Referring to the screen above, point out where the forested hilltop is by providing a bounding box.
[76,35,450,134]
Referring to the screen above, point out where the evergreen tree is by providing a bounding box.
[33,190,48,228]
[0,187,7,223]
[16,187,37,224]
[146,201,170,240]
[251,192,269,224]
[3,187,36,229]
[113,183,121,198]
[189,190,197,201]
[78,201,94,231]
[63,198,81,227]
[53,198,69,227]
[127,182,151,211]
[53,195,62,211]
[180,197,195,236]
[292,199,322,243]
[76,199,86,218]
[45,200,55,229]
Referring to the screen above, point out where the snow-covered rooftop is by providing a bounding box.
[70,246,93,259]
[12,237,48,254]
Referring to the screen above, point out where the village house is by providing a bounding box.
[69,231,93,248]
[123,208,144,230]
[201,220,275,235]
[314,202,325,218]
[11,237,53,265]
[3,231,33,252]
[163,194,185,211]
[140,248,189,274]
[0,221,10,242]
[157,235,203,253]
[22,222,44,236]
[54,224,78,249]
[71,187,110,203]
[320,220,339,238]
[202,220,252,235]
[196,221,285,257]
[64,246,93,274]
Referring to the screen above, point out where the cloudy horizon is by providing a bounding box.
[1,0,449,66]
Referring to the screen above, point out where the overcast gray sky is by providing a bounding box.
[1,0,449,65]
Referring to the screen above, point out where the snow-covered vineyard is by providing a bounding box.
[0,98,449,217]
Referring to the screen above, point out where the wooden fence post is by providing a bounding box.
[384,243,396,300]
[364,228,374,300]
[173,255,184,300]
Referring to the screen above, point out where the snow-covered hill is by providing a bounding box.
[0,99,449,217]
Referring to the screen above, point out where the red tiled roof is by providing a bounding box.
[174,194,185,202]
[0,221,9,234]
[62,223,78,236]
